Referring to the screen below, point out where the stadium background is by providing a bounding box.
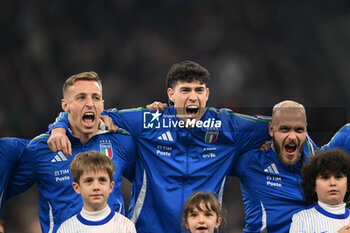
[1,1,350,232]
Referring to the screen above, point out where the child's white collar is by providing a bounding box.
[81,205,111,221]
[318,201,346,215]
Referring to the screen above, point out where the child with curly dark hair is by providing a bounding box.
[290,148,350,233]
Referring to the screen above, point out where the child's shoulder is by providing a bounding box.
[112,212,136,230]
[113,212,134,223]
[292,206,317,220]
[57,214,78,232]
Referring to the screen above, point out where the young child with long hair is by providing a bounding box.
[183,192,223,233]
[290,149,350,232]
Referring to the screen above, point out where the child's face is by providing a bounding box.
[73,169,114,212]
[315,173,347,205]
[185,202,221,233]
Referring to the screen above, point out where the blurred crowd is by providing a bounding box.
[1,0,350,232]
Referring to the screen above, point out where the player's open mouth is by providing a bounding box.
[83,112,95,126]
[285,143,297,155]
[196,226,207,231]
[186,105,199,117]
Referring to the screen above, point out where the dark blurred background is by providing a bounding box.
[2,1,350,232]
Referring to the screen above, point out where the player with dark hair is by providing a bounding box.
[48,61,271,233]
[7,71,136,233]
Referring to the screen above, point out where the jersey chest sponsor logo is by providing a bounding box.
[205,129,219,143]
[202,147,217,158]
[51,151,71,182]
[99,140,113,159]
[156,144,173,157]
[54,169,71,182]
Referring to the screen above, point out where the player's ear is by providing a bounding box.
[268,122,273,137]
[167,88,175,103]
[62,98,69,113]
[72,182,81,194]
[205,88,209,101]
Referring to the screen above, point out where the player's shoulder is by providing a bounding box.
[0,137,29,149]
[208,107,270,123]
[107,128,133,142]
[239,147,270,165]
[28,133,50,145]
[114,128,132,137]
[25,133,50,153]
[339,123,350,132]
[207,107,233,116]
[117,107,146,114]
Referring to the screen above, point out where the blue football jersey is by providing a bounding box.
[320,123,350,153]
[0,137,30,215]
[50,106,271,233]
[232,136,316,233]
[7,129,136,233]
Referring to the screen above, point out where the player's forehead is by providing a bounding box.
[272,109,307,126]
[173,80,206,89]
[67,80,102,96]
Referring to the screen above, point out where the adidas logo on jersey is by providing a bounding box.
[264,163,279,174]
[265,163,282,187]
[157,131,174,142]
[51,151,68,163]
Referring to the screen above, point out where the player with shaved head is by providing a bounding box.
[232,100,316,233]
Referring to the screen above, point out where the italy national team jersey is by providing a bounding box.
[232,137,316,233]
[7,128,136,233]
[50,106,271,233]
[0,137,30,215]
[290,203,350,233]
[321,123,350,153]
